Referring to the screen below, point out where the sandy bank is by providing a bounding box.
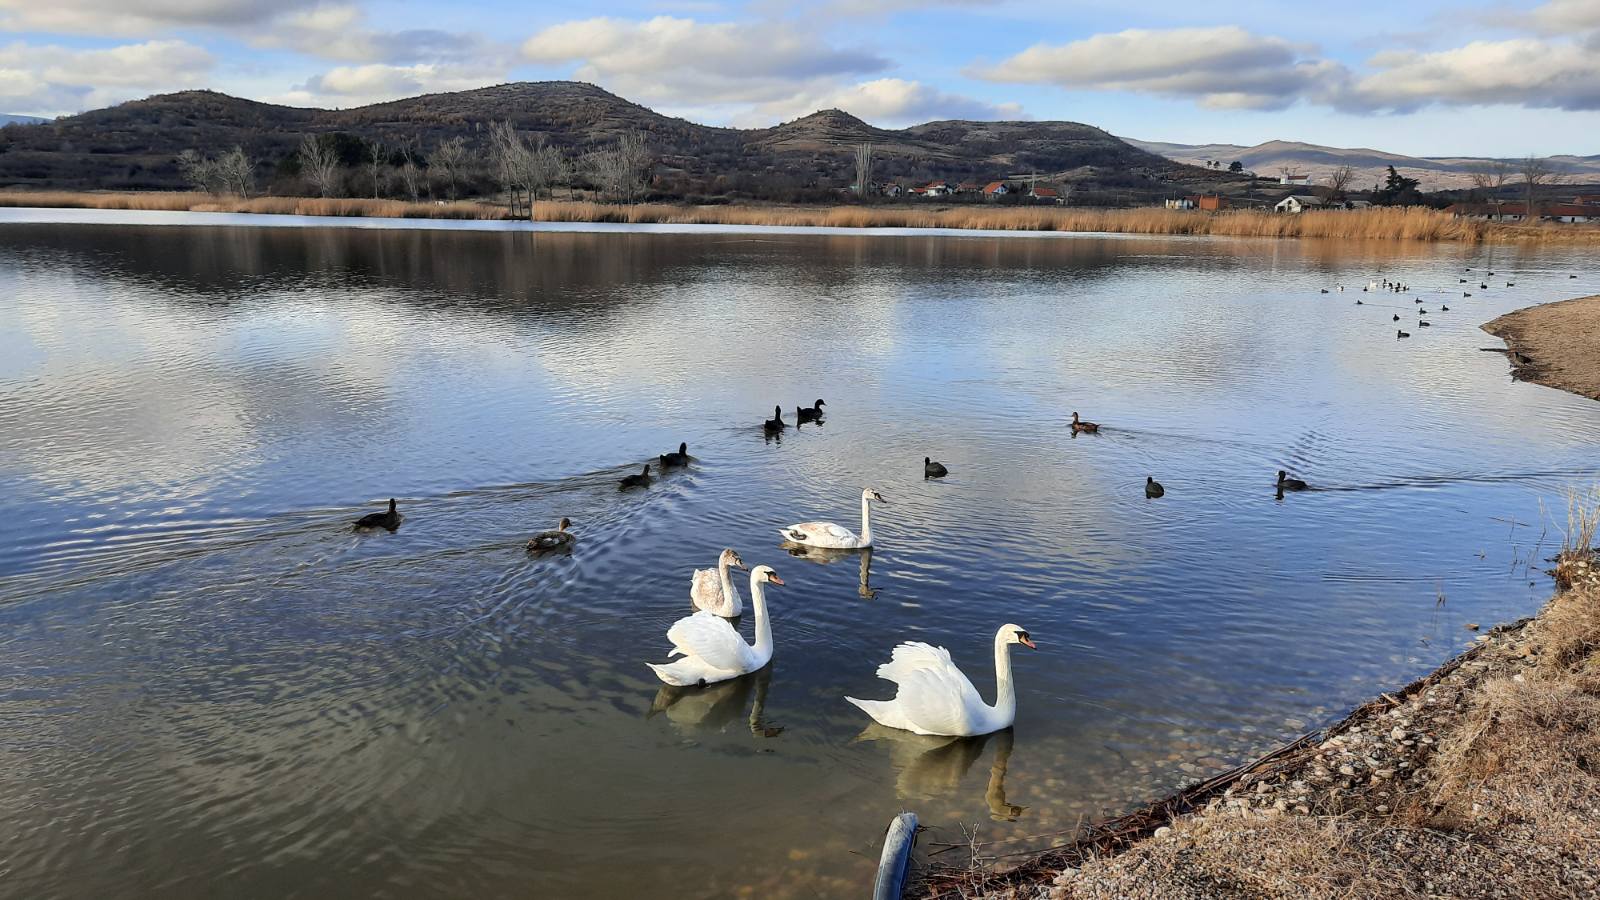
[929,561,1600,899]
[1483,295,1600,402]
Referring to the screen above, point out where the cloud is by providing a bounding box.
[277,62,506,107]
[1341,37,1600,112]
[1529,0,1600,33]
[976,21,1600,114]
[972,26,1342,111]
[0,0,315,36]
[521,15,887,106]
[0,39,214,115]
[247,4,499,65]
[731,77,1024,127]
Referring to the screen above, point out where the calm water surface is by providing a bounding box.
[2,217,1598,898]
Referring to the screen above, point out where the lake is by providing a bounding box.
[2,213,1598,898]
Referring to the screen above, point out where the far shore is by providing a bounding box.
[1484,294,1600,401]
[3,190,1600,244]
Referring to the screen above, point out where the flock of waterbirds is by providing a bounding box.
[348,395,1315,738]
[343,262,1577,738]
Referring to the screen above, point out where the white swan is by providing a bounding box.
[649,565,784,686]
[846,624,1036,737]
[690,548,746,617]
[779,488,886,549]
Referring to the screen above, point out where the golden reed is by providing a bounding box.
[3,190,1596,244]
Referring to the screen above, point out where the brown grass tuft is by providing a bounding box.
[4,190,1600,244]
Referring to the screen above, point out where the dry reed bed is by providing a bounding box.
[4,190,1600,244]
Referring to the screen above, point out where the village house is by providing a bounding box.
[1165,197,1196,210]
[1274,195,1325,214]
[1029,186,1062,204]
[920,181,953,197]
[1278,172,1313,187]
[1165,195,1230,211]
[982,181,1011,199]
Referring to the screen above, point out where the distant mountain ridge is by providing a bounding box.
[1124,137,1600,191]
[0,81,1222,199]
[1,114,46,126]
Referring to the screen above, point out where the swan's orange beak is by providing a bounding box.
[768,574,785,586]
[1019,633,1036,649]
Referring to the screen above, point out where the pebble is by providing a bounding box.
[1339,764,1357,776]
[1391,727,1407,741]
[1153,826,1172,839]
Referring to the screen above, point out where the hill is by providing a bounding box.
[0,82,1223,201]
[1124,137,1600,191]
[0,114,46,126]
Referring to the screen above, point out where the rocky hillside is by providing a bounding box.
[0,81,1223,200]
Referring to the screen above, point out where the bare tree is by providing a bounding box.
[1468,159,1511,219]
[528,138,567,202]
[488,120,530,216]
[586,131,652,203]
[854,142,873,198]
[1519,155,1558,222]
[1325,164,1357,206]
[216,146,255,198]
[397,142,423,202]
[432,136,469,200]
[298,134,340,197]
[177,149,223,195]
[367,140,387,200]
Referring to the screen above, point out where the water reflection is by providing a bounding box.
[782,545,876,599]
[2,219,1598,899]
[855,725,1025,821]
[648,664,784,738]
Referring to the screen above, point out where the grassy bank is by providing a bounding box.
[4,190,1600,244]
[930,490,1600,899]
[1483,295,1600,402]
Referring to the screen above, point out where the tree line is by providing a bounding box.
[175,124,654,215]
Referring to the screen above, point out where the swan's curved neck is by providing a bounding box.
[718,556,736,604]
[860,494,873,546]
[990,635,1017,726]
[750,575,772,658]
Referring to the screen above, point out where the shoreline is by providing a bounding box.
[1483,295,1600,402]
[3,191,1600,244]
[933,300,1600,898]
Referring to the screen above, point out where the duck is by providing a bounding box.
[780,488,886,549]
[1397,329,1411,339]
[763,405,786,433]
[1145,476,1165,499]
[1464,292,1472,297]
[1442,304,1450,311]
[1277,470,1309,491]
[1393,314,1400,321]
[649,566,784,686]
[691,548,746,617]
[659,442,691,468]
[1460,278,1467,283]
[1070,411,1099,434]
[354,498,402,531]
[1414,297,1423,304]
[797,399,826,423]
[1505,281,1515,287]
[1572,274,1579,278]
[845,624,1037,737]
[619,464,652,490]
[1419,320,1431,327]
[527,517,574,552]
[924,457,949,479]
[1480,283,1489,289]
[1320,288,1329,294]
[1356,299,1364,305]
[1419,308,1429,314]
[1488,270,1496,276]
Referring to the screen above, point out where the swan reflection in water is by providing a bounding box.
[854,724,1025,821]
[647,663,783,738]
[780,544,877,599]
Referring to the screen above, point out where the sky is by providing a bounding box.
[0,0,1597,157]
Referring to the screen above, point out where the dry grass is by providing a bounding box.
[4,190,1600,244]
[1555,487,1600,590]
[0,190,508,220]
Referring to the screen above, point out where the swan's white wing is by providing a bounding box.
[877,642,985,736]
[690,568,721,605]
[665,611,750,673]
[782,521,860,547]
